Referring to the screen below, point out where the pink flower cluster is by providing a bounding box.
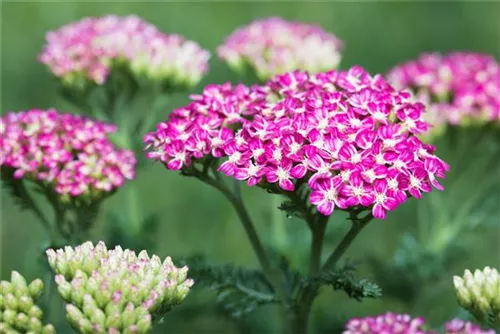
[444,319,495,334]
[145,67,449,219]
[217,17,343,81]
[0,109,136,197]
[343,314,493,334]
[39,15,210,87]
[388,52,500,127]
[342,312,428,334]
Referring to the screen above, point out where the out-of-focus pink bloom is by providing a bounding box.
[343,312,429,334]
[39,15,210,87]
[217,17,343,81]
[388,52,500,129]
[1,109,136,198]
[145,67,449,219]
[444,319,495,334]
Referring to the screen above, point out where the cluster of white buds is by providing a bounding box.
[453,267,500,325]
[46,241,193,333]
[0,271,55,334]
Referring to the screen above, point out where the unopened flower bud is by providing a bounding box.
[3,309,16,325]
[0,281,13,294]
[15,313,29,330]
[28,279,44,300]
[453,266,500,325]
[4,293,18,310]
[18,295,34,313]
[42,324,56,334]
[104,312,121,329]
[28,305,43,319]
[28,316,43,332]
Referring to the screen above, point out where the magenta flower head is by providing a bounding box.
[39,15,210,89]
[217,17,343,81]
[444,319,495,334]
[46,241,193,333]
[388,52,500,136]
[0,108,136,200]
[145,67,449,220]
[343,312,430,334]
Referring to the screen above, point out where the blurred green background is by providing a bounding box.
[1,1,499,333]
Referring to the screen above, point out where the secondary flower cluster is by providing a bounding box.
[0,271,55,334]
[388,52,500,129]
[342,312,428,333]
[0,109,136,198]
[46,241,193,333]
[145,67,449,219]
[444,319,495,334]
[39,15,210,87]
[453,267,500,323]
[217,17,343,81]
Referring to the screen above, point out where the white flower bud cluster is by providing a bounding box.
[46,241,193,333]
[453,267,500,325]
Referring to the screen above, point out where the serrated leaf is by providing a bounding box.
[311,263,382,301]
[182,257,279,318]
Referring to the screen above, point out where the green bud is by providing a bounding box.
[89,308,106,328]
[82,294,98,318]
[104,312,121,329]
[4,293,18,311]
[28,316,42,332]
[28,305,43,319]
[77,318,93,334]
[15,312,29,330]
[66,304,85,327]
[11,271,27,289]
[0,281,14,294]
[477,296,492,313]
[18,295,34,313]
[56,280,72,302]
[135,313,152,333]
[42,324,56,334]
[55,260,68,276]
[492,293,500,313]
[121,303,137,328]
[3,309,17,325]
[0,294,5,309]
[70,285,85,307]
[28,279,44,300]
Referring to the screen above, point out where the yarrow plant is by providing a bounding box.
[39,15,210,89]
[388,52,500,135]
[145,67,448,219]
[0,109,136,243]
[46,241,193,333]
[454,267,500,329]
[0,271,55,334]
[218,17,343,81]
[39,15,211,250]
[144,66,449,332]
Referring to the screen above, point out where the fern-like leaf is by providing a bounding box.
[182,257,279,318]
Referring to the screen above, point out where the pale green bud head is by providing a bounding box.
[28,279,44,300]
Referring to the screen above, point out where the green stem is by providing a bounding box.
[197,173,274,277]
[321,212,373,271]
[271,194,288,250]
[309,222,326,276]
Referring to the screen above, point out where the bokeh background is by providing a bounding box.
[1,1,499,333]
